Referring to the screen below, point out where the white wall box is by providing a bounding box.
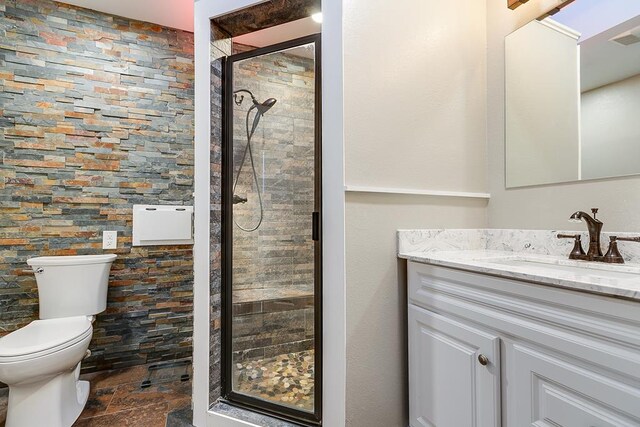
[407,261,640,427]
[132,205,194,246]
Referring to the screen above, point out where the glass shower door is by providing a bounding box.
[222,35,321,425]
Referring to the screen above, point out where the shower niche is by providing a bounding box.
[222,34,322,425]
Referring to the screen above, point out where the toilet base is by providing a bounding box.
[5,366,90,427]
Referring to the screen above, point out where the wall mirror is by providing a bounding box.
[505,0,640,188]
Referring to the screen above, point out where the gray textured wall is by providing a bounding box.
[0,0,194,372]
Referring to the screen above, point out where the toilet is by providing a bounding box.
[0,254,117,427]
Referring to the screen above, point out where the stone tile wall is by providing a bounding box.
[232,292,314,362]
[231,48,316,294]
[211,0,320,38]
[0,0,194,372]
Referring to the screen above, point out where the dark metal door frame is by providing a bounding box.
[221,33,322,426]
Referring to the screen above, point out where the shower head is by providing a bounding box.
[248,98,277,136]
[234,89,278,137]
[233,89,277,115]
[255,98,277,115]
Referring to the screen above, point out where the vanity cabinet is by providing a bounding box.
[408,305,501,427]
[407,261,640,427]
[506,340,640,426]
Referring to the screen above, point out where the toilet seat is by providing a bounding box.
[0,316,92,363]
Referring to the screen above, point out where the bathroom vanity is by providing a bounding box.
[399,230,640,427]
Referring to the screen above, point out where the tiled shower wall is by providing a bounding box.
[0,0,194,372]
[230,48,316,362]
[231,48,316,293]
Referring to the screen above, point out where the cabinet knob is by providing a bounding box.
[478,354,489,366]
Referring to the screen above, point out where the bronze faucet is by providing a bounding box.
[568,208,603,261]
[560,209,640,264]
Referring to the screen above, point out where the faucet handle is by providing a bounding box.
[557,233,580,239]
[591,208,599,219]
[616,236,640,243]
[557,234,586,260]
[603,236,640,264]
[603,236,625,264]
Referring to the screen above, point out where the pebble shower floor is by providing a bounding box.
[234,350,315,411]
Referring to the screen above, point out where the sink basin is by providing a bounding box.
[486,258,640,280]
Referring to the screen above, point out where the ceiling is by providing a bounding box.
[55,0,194,32]
[234,16,320,54]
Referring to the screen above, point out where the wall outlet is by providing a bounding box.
[103,231,117,249]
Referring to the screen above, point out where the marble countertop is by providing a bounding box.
[399,249,640,301]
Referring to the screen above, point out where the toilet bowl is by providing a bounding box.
[0,317,93,427]
[0,254,116,427]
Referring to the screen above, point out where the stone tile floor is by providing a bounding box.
[234,350,315,412]
[0,363,193,427]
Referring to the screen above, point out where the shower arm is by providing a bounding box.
[233,89,263,135]
[233,89,257,106]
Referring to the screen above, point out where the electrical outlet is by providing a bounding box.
[103,231,117,249]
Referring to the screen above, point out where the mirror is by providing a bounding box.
[505,0,640,188]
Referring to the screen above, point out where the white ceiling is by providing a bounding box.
[234,17,321,50]
[232,17,320,59]
[55,0,194,32]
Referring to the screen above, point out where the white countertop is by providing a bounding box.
[399,249,640,301]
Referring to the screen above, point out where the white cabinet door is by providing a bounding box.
[408,304,501,427]
[507,341,640,426]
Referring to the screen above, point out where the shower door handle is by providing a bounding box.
[312,212,320,241]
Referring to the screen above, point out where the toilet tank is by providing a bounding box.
[27,254,117,319]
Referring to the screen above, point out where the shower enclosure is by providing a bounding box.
[222,35,322,425]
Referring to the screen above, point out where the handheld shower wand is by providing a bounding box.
[232,89,277,232]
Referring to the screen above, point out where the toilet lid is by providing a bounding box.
[0,316,92,358]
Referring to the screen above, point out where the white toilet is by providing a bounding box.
[0,254,117,427]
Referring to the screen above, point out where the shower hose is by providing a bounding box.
[232,106,264,232]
